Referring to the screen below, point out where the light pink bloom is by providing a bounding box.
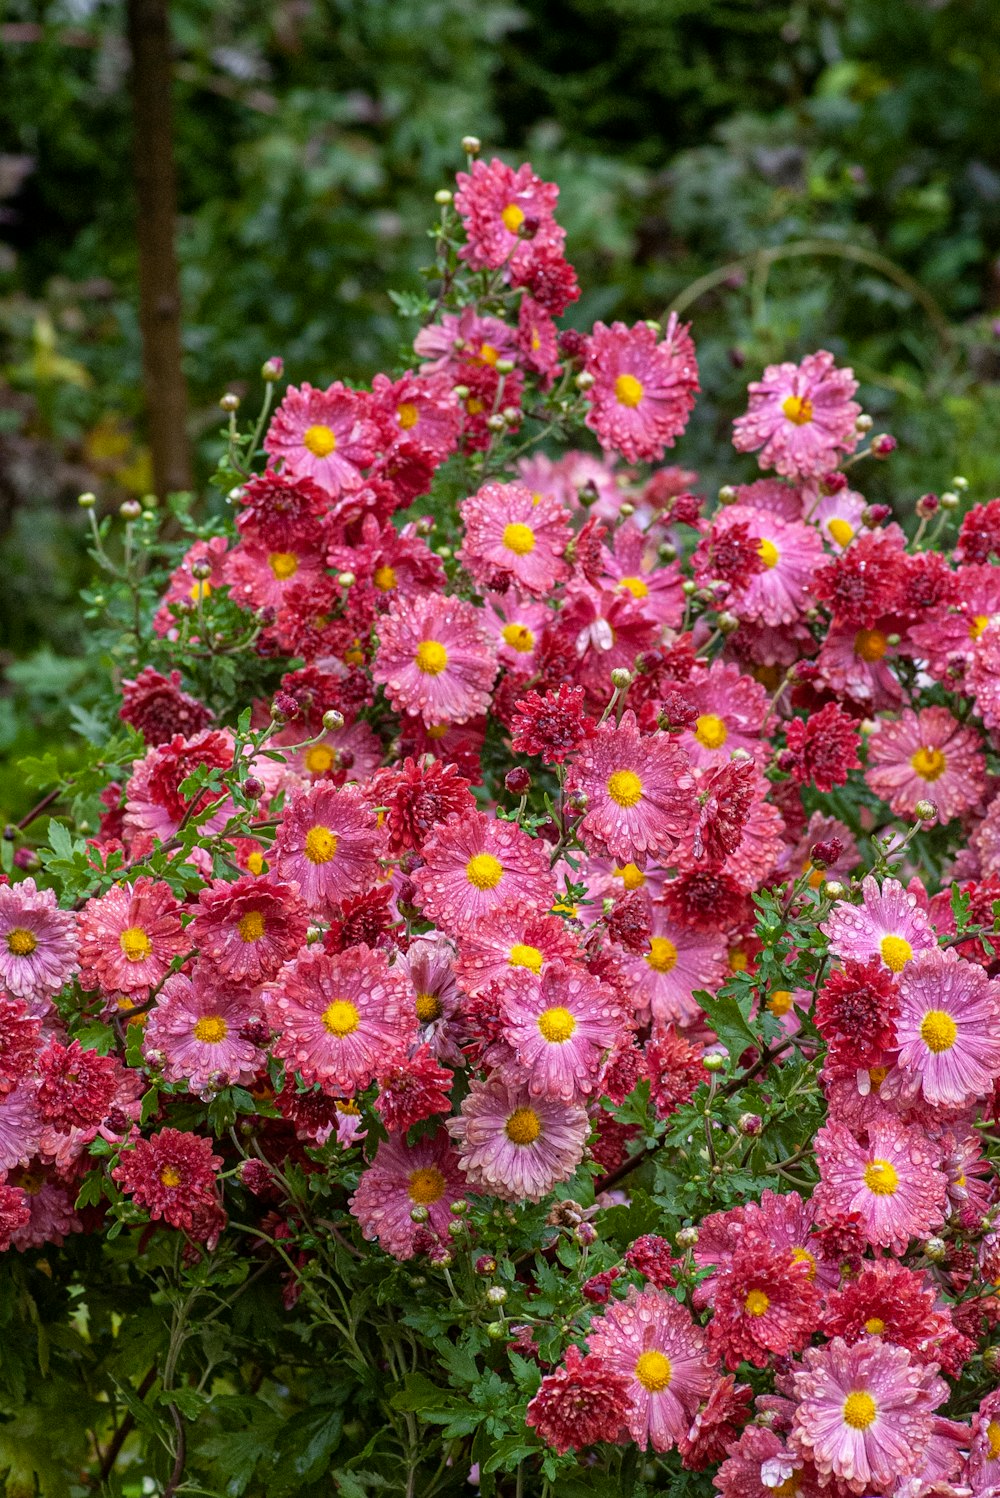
[9,1170,81,1251]
[712,504,826,627]
[77,877,185,999]
[370,371,462,460]
[816,621,904,711]
[733,351,861,479]
[865,708,986,824]
[458,481,571,597]
[806,482,868,550]
[413,812,556,934]
[814,1115,947,1253]
[500,960,622,1102]
[414,307,518,376]
[395,936,463,1064]
[625,904,728,1028]
[447,1076,588,1201]
[0,878,77,1002]
[273,782,386,916]
[454,903,580,997]
[482,593,548,673]
[454,157,564,272]
[894,947,1000,1108]
[680,660,771,771]
[264,382,378,496]
[0,1083,42,1173]
[349,1129,466,1261]
[600,520,684,629]
[565,710,694,864]
[584,316,698,463]
[373,593,497,724]
[144,969,265,1092]
[821,875,936,977]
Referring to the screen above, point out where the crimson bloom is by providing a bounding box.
[191,874,308,986]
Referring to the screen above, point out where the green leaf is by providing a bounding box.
[481,1435,539,1474]
[693,987,759,1062]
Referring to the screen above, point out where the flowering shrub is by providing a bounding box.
[4,143,1000,1498]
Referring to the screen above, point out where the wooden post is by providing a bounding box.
[126,0,192,496]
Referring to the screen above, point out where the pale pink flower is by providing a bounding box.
[144,969,264,1092]
[679,660,771,771]
[412,812,556,934]
[272,782,386,916]
[821,875,937,977]
[373,593,497,725]
[814,1115,947,1253]
[77,877,185,999]
[712,504,825,627]
[625,904,728,1028]
[447,1076,589,1201]
[565,710,694,864]
[894,947,1000,1108]
[0,878,77,1002]
[349,1129,466,1261]
[733,351,861,479]
[454,157,564,272]
[500,960,623,1102]
[865,708,986,824]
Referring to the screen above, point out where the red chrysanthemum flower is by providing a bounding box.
[822,1261,951,1361]
[708,1230,822,1369]
[606,890,652,954]
[582,1267,622,1304]
[454,157,565,273]
[644,1026,704,1119]
[191,874,308,986]
[509,245,581,316]
[662,871,749,933]
[0,1182,30,1251]
[119,667,214,746]
[691,519,766,592]
[274,1079,344,1144]
[625,1235,677,1289]
[677,1375,754,1471]
[525,1343,631,1454]
[374,1044,454,1134]
[370,758,476,855]
[780,703,862,793]
[235,471,329,551]
[690,758,758,864]
[323,886,397,955]
[813,532,907,627]
[112,1128,222,1232]
[510,684,596,764]
[956,498,1000,565]
[815,958,900,1070]
[36,1040,121,1133]
[0,995,41,1096]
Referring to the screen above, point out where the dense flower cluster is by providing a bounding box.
[8,149,1000,1496]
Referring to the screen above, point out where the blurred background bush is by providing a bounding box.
[1,0,999,802]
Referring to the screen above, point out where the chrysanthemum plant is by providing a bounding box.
[5,141,1000,1498]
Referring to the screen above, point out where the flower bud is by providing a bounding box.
[475,1255,498,1276]
[983,1346,1000,1372]
[738,1112,763,1136]
[939,491,960,510]
[242,775,265,800]
[951,475,969,492]
[119,500,142,520]
[434,188,453,205]
[619,501,635,518]
[410,1205,430,1224]
[575,371,595,391]
[322,709,345,733]
[703,1053,726,1073]
[495,358,515,375]
[14,848,39,871]
[717,612,741,636]
[219,392,241,412]
[914,799,937,821]
[337,571,356,589]
[447,1219,466,1238]
[855,413,873,432]
[485,413,506,433]
[610,667,633,689]
[676,1226,698,1249]
[452,384,470,400]
[923,1236,947,1262]
[505,767,531,796]
[486,1285,508,1305]
[261,357,284,381]
[191,559,212,581]
[461,135,481,155]
[78,491,96,509]
[915,493,939,519]
[575,1221,598,1247]
[717,485,737,505]
[681,579,697,596]
[871,434,896,458]
[270,691,300,723]
[485,1320,506,1340]
[824,881,846,900]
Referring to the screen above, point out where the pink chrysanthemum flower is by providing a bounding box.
[414,307,519,376]
[272,783,385,917]
[112,1127,223,1233]
[626,904,728,1028]
[565,711,694,864]
[0,877,77,1002]
[711,505,826,627]
[266,944,415,1094]
[499,960,622,1102]
[482,593,548,673]
[454,903,580,997]
[222,537,328,619]
[395,936,463,1063]
[8,1170,80,1251]
[191,874,307,987]
[893,947,1000,1108]
[585,1286,714,1453]
[454,157,564,272]
[413,812,556,934]
[600,520,685,629]
[733,351,861,479]
[77,877,185,1000]
[370,371,462,460]
[144,970,264,1092]
[816,621,903,711]
[373,593,497,725]
[0,1083,42,1173]
[790,1337,946,1494]
[457,481,571,597]
[584,316,699,463]
[807,483,868,551]
[349,1129,465,1261]
[865,707,986,824]
[908,563,1000,684]
[152,535,229,637]
[680,660,771,771]
[708,1230,822,1370]
[447,1076,589,1201]
[821,875,937,977]
[716,1423,821,1498]
[264,381,378,496]
[814,1115,947,1253]
[123,729,246,843]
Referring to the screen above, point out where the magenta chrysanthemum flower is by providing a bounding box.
[790,1337,946,1494]
[711,505,826,627]
[373,593,497,725]
[500,960,622,1102]
[272,782,385,917]
[191,874,308,987]
[0,877,77,1002]
[144,969,265,1092]
[349,1129,465,1261]
[680,660,770,771]
[413,812,556,934]
[457,481,571,597]
[447,1076,588,1201]
[266,944,414,1094]
[893,947,1000,1108]
[733,351,861,480]
[584,316,699,463]
[821,875,936,977]
[626,904,728,1028]
[565,711,694,864]
[112,1127,223,1233]
[814,1115,947,1253]
[454,157,564,272]
[454,902,580,997]
[585,1286,714,1453]
[865,707,986,824]
[264,381,378,496]
[77,877,185,999]
[370,371,462,461]
[0,1083,42,1173]
[395,935,463,1063]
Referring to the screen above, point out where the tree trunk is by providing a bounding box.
[126,0,192,496]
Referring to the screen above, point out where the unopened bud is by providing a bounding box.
[485,1320,506,1339]
[461,135,481,155]
[923,1236,947,1262]
[505,767,531,796]
[495,358,515,375]
[916,493,939,519]
[219,392,241,412]
[337,571,356,588]
[951,476,969,492]
[914,799,937,821]
[717,612,740,636]
[871,434,896,458]
[619,502,635,518]
[242,775,265,800]
[261,357,284,381]
[983,1346,1000,1372]
[717,485,737,505]
[452,384,470,400]
[434,188,453,205]
[824,881,846,900]
[191,559,212,580]
[681,579,697,596]
[658,542,677,563]
[738,1112,763,1136]
[410,1205,430,1224]
[78,491,96,509]
[575,371,595,391]
[676,1226,699,1249]
[119,500,142,520]
[485,413,506,432]
[855,413,873,432]
[486,1285,508,1305]
[939,491,960,510]
[610,668,633,689]
[475,1255,498,1276]
[703,1053,726,1073]
[447,1219,465,1238]
[575,1221,598,1247]
[322,709,345,732]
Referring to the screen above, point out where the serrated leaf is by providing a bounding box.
[693,987,759,1062]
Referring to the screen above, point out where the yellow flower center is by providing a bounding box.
[323,999,360,1036]
[304,826,339,865]
[505,1107,541,1145]
[646,937,678,974]
[396,402,419,430]
[607,769,643,807]
[880,934,913,973]
[634,1350,672,1392]
[466,853,504,890]
[246,852,264,876]
[238,910,266,943]
[615,862,646,892]
[407,1166,447,1204]
[502,522,536,556]
[869,1064,888,1089]
[792,1247,817,1280]
[855,629,888,662]
[694,713,728,749]
[768,989,793,1016]
[119,926,152,963]
[415,991,442,1023]
[919,1008,958,1053]
[426,724,449,739]
[415,639,448,675]
[782,394,814,426]
[373,564,398,592]
[501,202,525,233]
[509,943,544,973]
[303,423,337,457]
[6,928,37,957]
[619,575,649,600]
[466,396,485,415]
[970,614,990,641]
[729,948,749,972]
[477,343,499,367]
[863,1158,899,1196]
[193,1015,228,1044]
[268,551,299,580]
[827,518,855,548]
[159,1166,182,1188]
[910,746,946,782]
[501,623,535,653]
[188,578,212,602]
[537,1006,576,1043]
[772,1477,801,1498]
[864,1317,886,1335]
[987,1420,1000,1462]
[744,1289,770,1317]
[614,373,644,408]
[304,744,336,774]
[758,538,780,569]
[842,1391,877,1430]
